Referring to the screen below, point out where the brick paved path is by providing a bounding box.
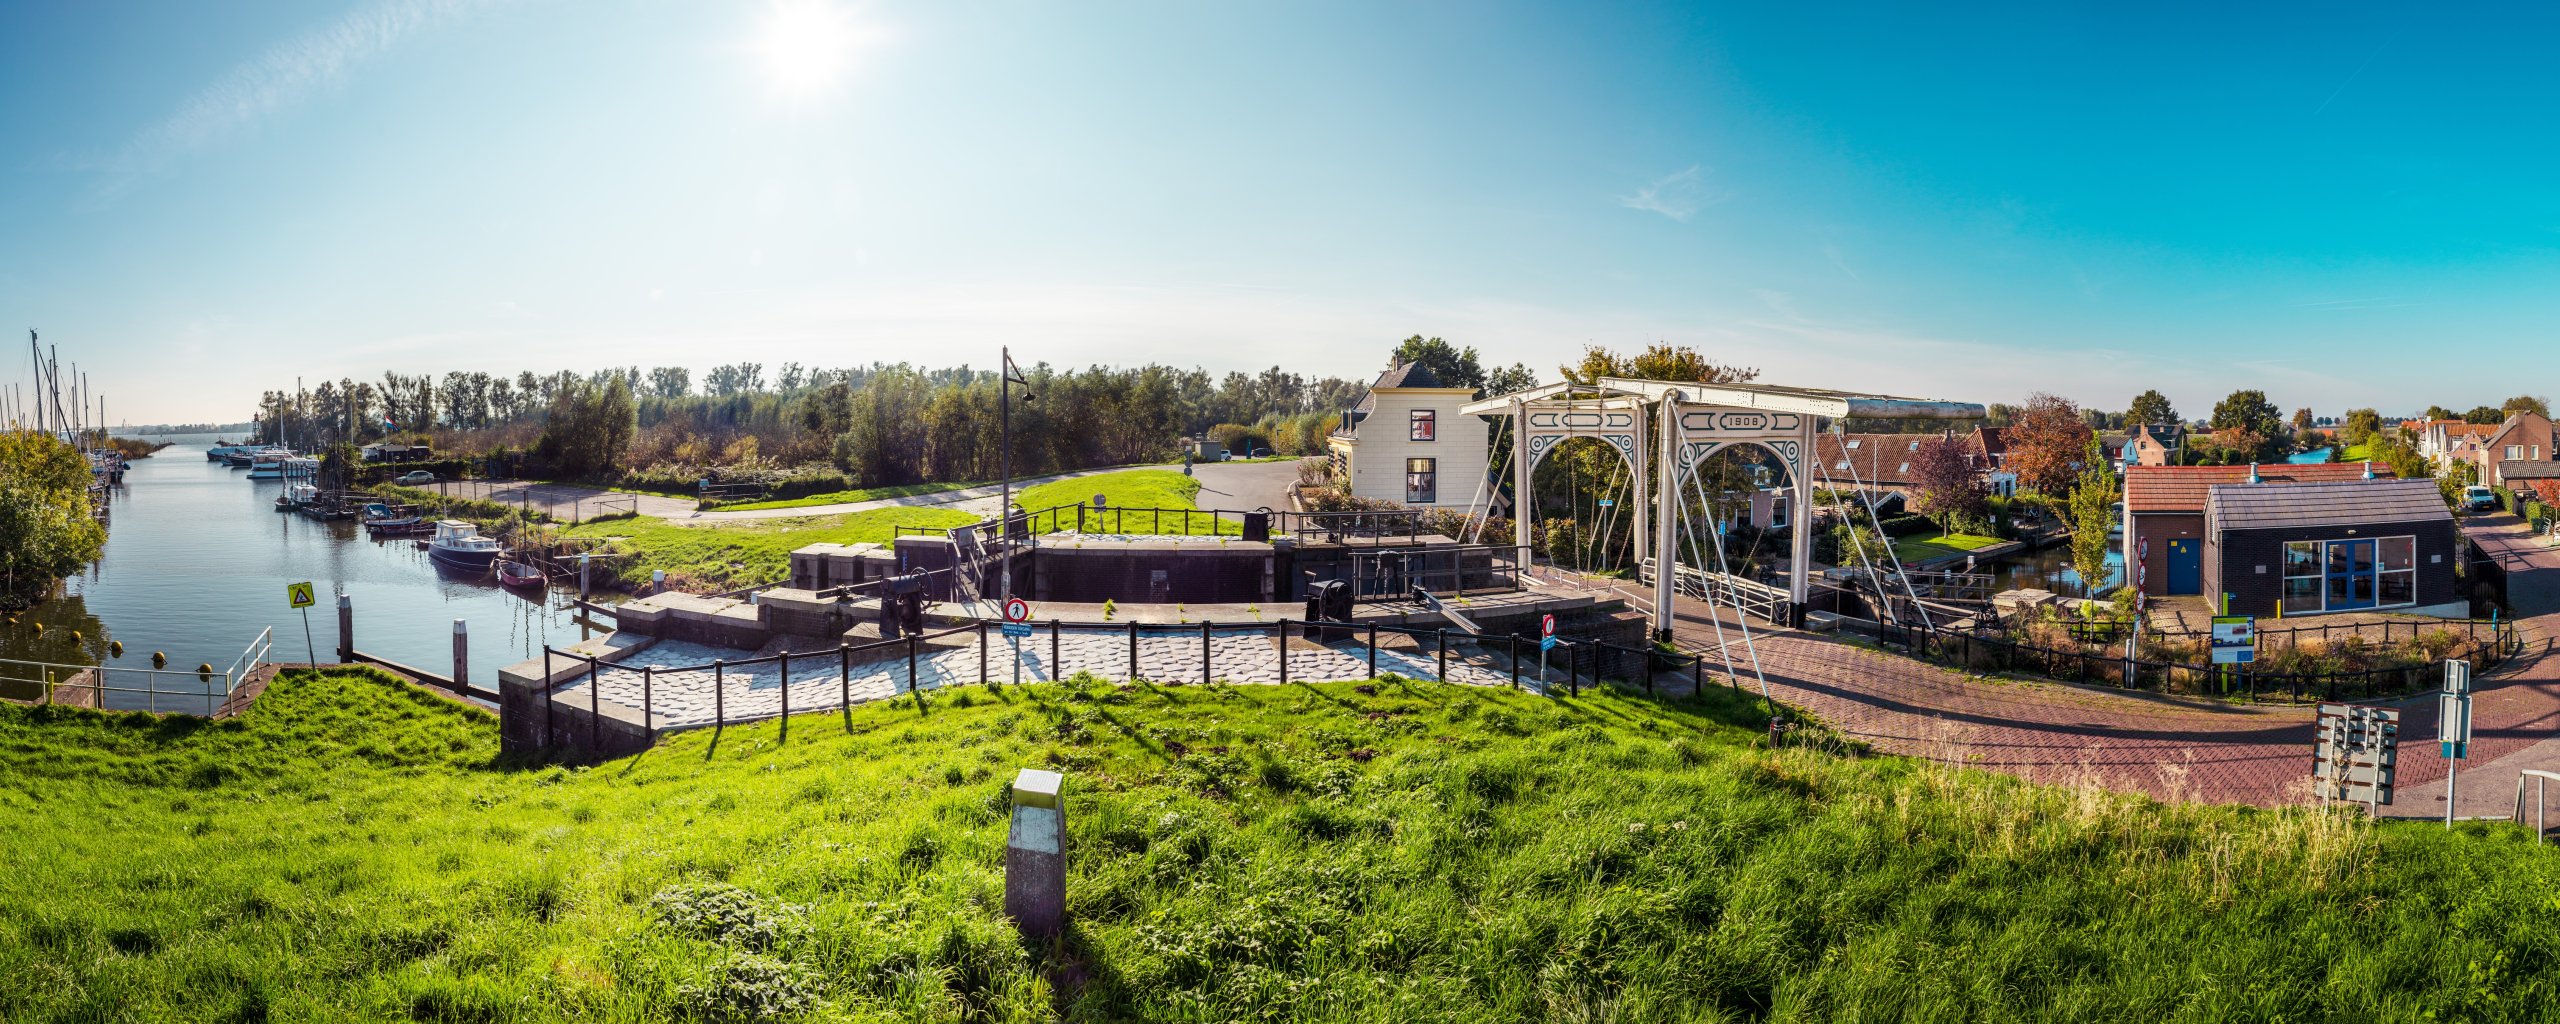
[551,628,1536,730]
[1643,513,2560,811]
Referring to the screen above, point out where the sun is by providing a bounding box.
[752,0,865,98]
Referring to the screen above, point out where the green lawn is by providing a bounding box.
[557,507,975,590]
[5,669,2556,1022]
[714,480,980,512]
[1016,469,1239,536]
[2343,444,2374,462]
[1891,530,2007,565]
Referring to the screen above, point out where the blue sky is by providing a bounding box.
[4,1,2555,424]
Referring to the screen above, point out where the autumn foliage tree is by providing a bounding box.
[2005,393,2095,495]
[1906,434,1988,534]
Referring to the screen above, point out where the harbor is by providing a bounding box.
[0,434,614,710]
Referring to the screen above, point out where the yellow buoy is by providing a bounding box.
[110,641,124,658]
[69,631,82,643]
[197,663,215,677]
[152,651,167,667]
[30,622,42,635]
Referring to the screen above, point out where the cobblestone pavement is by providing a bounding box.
[1624,515,2560,812]
[550,627,1534,730]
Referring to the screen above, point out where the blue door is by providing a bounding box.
[2165,538,2201,595]
[2327,539,2378,610]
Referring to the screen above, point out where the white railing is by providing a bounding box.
[1639,558,1791,623]
[2518,769,2560,845]
[0,627,273,717]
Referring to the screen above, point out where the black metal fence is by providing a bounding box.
[1016,503,1241,537]
[532,616,1712,743]
[1885,619,2523,704]
[1334,545,1525,601]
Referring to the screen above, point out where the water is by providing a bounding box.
[0,434,612,710]
[1986,543,2125,598]
[2287,448,2335,465]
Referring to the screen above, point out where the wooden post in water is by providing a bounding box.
[452,619,468,692]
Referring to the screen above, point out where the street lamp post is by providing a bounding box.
[999,348,1032,605]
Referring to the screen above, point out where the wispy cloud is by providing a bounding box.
[86,0,503,197]
[1616,165,1730,222]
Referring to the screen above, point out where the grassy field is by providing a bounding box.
[1016,470,1239,536]
[2343,443,2374,462]
[5,668,2558,1022]
[1890,530,2006,565]
[715,481,981,512]
[556,508,976,590]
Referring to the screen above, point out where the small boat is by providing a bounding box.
[246,451,293,479]
[275,482,318,511]
[497,560,546,589]
[427,520,504,569]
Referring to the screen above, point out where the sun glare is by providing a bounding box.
[752,0,864,98]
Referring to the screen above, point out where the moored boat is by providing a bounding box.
[497,560,546,589]
[427,520,504,569]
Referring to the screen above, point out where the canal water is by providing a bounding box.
[0,434,611,711]
[1985,544,2125,598]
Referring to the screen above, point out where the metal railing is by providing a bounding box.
[2518,769,2559,844]
[1894,623,2505,704]
[0,627,271,716]
[532,615,1719,742]
[1273,508,1428,543]
[1016,503,1241,537]
[1640,558,1792,624]
[1330,545,1524,601]
[2051,615,2520,654]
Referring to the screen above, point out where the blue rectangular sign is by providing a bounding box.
[1541,635,1559,652]
[1001,623,1034,639]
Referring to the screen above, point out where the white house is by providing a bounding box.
[1325,362,1489,510]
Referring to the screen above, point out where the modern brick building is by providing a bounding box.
[2202,478,2462,617]
[2121,462,2394,600]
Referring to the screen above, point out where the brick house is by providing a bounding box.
[2203,477,2462,618]
[2448,411,2556,488]
[2122,463,2392,599]
[1326,362,1488,509]
[2126,423,2183,467]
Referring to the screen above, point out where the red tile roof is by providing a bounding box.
[2123,463,2395,514]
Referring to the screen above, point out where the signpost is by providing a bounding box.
[1002,597,1032,684]
[2440,659,2474,827]
[2313,703,2400,815]
[1538,614,1557,682]
[286,582,318,667]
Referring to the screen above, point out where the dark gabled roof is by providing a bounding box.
[1370,361,1446,390]
[2205,477,2450,533]
[2498,460,2560,481]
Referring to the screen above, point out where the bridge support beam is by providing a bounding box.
[1653,390,1680,640]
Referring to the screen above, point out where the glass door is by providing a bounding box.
[2325,539,2378,610]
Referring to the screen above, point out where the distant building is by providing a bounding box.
[361,442,433,463]
[2448,411,2556,488]
[2126,423,2184,467]
[1326,362,1487,509]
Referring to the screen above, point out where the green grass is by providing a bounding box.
[2343,444,2374,462]
[715,481,982,512]
[5,669,2558,1022]
[1891,530,2006,564]
[557,507,976,589]
[1016,469,1240,536]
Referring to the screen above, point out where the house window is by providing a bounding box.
[2508,445,2524,460]
[1770,494,1788,527]
[1846,440,1861,450]
[1834,460,1849,470]
[1405,458,1436,503]
[1897,463,1910,473]
[1409,409,1435,442]
[2282,536,2419,614]
[2281,541,2321,615]
[1908,441,1920,451]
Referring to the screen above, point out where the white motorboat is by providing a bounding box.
[427,520,504,569]
[282,457,320,479]
[246,451,294,479]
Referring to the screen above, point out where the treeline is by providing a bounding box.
[247,359,1375,486]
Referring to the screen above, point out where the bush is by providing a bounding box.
[1876,514,1936,537]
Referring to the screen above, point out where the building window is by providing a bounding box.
[1409,409,1435,442]
[2379,536,2415,606]
[2508,445,2524,460]
[1845,440,1861,449]
[1770,494,1788,527]
[2282,541,2321,615]
[1405,458,1436,503]
[2282,535,2419,614]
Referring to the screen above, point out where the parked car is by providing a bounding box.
[2462,485,2497,512]
[398,470,437,485]
[1249,448,1274,458]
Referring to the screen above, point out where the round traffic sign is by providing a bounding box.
[1540,614,1557,638]
[1003,597,1031,623]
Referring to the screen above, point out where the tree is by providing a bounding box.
[1558,343,1757,388]
[2342,408,2382,446]
[2209,390,2286,461]
[1906,435,1987,534]
[2006,393,2094,495]
[534,375,637,479]
[2504,395,2551,419]
[2067,436,2117,597]
[1390,336,1487,393]
[2192,426,2268,466]
[2425,405,2456,421]
[1483,363,1539,398]
[647,366,691,398]
[0,431,108,605]
[2125,389,2177,426]
[2465,405,2506,424]
[2291,408,2314,433]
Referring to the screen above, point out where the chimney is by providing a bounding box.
[2362,460,2375,480]
[2246,462,2261,484]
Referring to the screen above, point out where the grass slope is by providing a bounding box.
[559,507,976,589]
[716,481,981,513]
[1016,470,1238,536]
[1890,530,2006,564]
[5,670,2558,1022]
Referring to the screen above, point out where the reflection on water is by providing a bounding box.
[0,434,614,710]
[1986,544,2125,598]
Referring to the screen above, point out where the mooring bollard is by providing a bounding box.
[1005,768,1066,940]
[336,593,354,662]
[452,619,469,692]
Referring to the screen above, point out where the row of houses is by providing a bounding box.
[2405,411,2558,489]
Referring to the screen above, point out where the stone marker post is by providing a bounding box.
[336,593,354,662]
[452,619,469,691]
[1005,768,1066,939]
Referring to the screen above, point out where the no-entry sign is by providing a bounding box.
[1003,597,1030,623]
[1540,614,1557,639]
